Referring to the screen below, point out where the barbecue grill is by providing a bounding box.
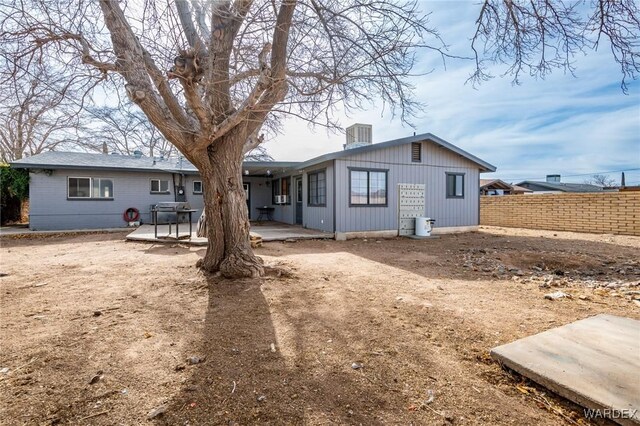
[151,202,197,240]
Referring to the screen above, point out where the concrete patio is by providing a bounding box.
[125,221,334,245]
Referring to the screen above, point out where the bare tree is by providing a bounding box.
[2,1,637,277]
[87,101,176,157]
[244,145,273,162]
[88,100,270,160]
[471,0,640,92]
[0,67,90,162]
[584,174,617,187]
[1,0,444,277]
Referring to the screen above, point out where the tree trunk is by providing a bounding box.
[195,133,263,278]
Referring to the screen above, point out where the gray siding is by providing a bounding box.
[242,176,272,220]
[303,162,334,232]
[183,175,204,218]
[334,142,480,232]
[29,170,280,229]
[269,173,300,225]
[29,169,181,230]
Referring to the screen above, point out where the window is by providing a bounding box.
[446,173,465,198]
[92,178,114,199]
[411,142,422,162]
[349,169,387,206]
[193,181,203,194]
[271,177,291,204]
[68,177,114,199]
[308,170,326,206]
[151,179,170,193]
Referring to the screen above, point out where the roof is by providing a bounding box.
[10,151,197,173]
[510,184,533,193]
[480,179,512,190]
[516,181,605,193]
[10,151,301,176]
[11,132,495,174]
[295,133,496,172]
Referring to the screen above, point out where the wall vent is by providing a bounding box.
[411,142,422,162]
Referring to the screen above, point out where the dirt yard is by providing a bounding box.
[1,226,638,425]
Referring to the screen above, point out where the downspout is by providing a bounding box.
[477,171,481,226]
[172,173,177,202]
[180,173,185,201]
[332,160,337,234]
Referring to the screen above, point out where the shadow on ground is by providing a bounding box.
[157,275,405,425]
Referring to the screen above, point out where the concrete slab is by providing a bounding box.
[126,224,207,246]
[491,314,640,425]
[404,235,440,240]
[126,222,333,245]
[250,222,333,242]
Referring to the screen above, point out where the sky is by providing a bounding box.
[263,1,640,186]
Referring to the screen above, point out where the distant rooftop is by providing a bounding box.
[516,180,605,193]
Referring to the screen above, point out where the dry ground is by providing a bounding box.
[0,226,639,425]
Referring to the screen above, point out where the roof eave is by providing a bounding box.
[10,162,200,174]
[294,133,496,172]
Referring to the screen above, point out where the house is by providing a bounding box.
[480,179,533,195]
[11,127,496,236]
[517,175,605,193]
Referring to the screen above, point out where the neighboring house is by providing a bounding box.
[517,175,605,193]
[480,179,533,195]
[11,128,496,235]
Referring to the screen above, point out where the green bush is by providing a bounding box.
[1,165,29,200]
[1,165,29,223]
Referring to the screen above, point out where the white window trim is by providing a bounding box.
[150,178,170,194]
[193,180,203,194]
[68,176,92,199]
[68,177,115,199]
[93,177,114,199]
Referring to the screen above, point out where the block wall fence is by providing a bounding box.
[480,192,640,236]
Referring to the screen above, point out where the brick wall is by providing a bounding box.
[480,192,640,236]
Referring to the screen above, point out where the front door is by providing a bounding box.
[295,177,303,225]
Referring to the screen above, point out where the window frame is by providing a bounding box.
[411,142,422,163]
[281,177,291,204]
[307,169,327,207]
[348,167,389,207]
[150,178,170,194]
[67,177,92,199]
[446,172,465,199]
[272,177,292,205]
[67,176,114,200]
[92,177,114,199]
[193,180,203,194]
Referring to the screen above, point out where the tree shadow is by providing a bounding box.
[157,274,416,425]
[154,233,638,425]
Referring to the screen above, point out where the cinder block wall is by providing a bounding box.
[480,192,640,236]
